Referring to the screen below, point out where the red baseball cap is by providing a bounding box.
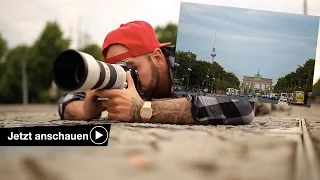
[101,21,171,63]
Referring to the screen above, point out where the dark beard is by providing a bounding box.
[140,56,160,100]
[147,56,172,99]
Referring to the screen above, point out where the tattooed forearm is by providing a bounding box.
[130,97,144,122]
[146,98,195,125]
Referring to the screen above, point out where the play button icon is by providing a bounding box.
[95,131,103,139]
[89,126,109,145]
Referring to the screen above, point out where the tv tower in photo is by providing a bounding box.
[211,29,217,64]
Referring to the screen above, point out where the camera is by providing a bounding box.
[52,49,142,94]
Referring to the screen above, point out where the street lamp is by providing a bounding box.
[22,58,28,105]
[186,54,192,91]
[174,62,180,80]
[180,77,184,87]
[212,77,215,94]
[204,69,209,89]
[186,67,192,90]
[205,74,209,89]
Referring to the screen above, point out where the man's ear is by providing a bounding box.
[152,48,165,67]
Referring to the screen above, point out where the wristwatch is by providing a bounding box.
[140,101,153,121]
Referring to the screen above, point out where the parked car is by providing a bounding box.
[278,98,288,105]
[280,93,287,99]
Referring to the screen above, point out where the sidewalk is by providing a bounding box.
[0,104,319,180]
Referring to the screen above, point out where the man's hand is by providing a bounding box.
[83,89,105,119]
[94,72,144,122]
[62,89,105,120]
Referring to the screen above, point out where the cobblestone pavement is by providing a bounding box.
[288,105,320,163]
[0,104,319,180]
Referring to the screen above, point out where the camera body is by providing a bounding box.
[52,49,142,95]
[116,61,142,95]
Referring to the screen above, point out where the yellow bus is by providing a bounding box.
[290,91,305,105]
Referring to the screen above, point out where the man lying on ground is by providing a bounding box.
[58,21,290,125]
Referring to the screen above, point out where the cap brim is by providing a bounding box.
[160,42,172,47]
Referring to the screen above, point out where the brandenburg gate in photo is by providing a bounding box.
[240,70,273,95]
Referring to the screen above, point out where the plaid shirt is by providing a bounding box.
[58,47,255,125]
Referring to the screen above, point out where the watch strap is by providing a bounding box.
[142,101,152,108]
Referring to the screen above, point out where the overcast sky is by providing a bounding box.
[176,2,319,84]
[0,0,320,84]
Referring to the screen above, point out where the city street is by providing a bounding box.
[174,92,279,104]
[222,95,278,104]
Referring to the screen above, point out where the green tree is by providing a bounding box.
[174,50,240,90]
[0,34,8,78]
[0,62,4,78]
[274,59,315,93]
[80,44,104,61]
[174,50,197,85]
[312,79,320,99]
[27,21,70,103]
[155,23,178,45]
[0,45,30,103]
[0,33,7,59]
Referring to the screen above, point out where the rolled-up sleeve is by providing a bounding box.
[186,95,255,125]
[58,92,86,120]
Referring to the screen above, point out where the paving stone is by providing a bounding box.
[0,104,319,180]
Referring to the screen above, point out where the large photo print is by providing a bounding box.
[174,2,320,107]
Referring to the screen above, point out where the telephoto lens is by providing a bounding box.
[52,49,128,92]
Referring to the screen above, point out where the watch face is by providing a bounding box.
[142,108,152,117]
